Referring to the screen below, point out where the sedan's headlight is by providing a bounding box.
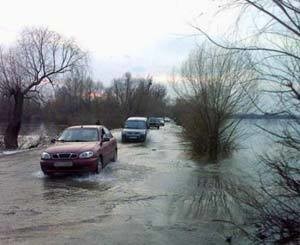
[79,151,94,159]
[41,152,51,160]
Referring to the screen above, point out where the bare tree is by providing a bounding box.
[172,44,256,160]
[193,0,300,242]
[42,71,167,128]
[111,72,165,119]
[42,68,104,125]
[63,68,101,112]
[0,27,86,149]
[193,0,300,115]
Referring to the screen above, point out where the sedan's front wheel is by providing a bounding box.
[42,171,52,177]
[95,157,103,174]
[112,149,118,162]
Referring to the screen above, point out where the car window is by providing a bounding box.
[149,118,159,122]
[125,120,146,129]
[103,127,112,138]
[58,128,99,142]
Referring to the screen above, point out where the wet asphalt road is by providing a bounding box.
[0,124,249,245]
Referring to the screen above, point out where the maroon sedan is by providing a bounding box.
[40,125,117,176]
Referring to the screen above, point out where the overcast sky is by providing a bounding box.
[0,0,238,85]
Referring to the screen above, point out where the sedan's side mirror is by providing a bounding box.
[102,134,110,142]
[50,138,56,144]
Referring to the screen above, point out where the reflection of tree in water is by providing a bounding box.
[167,167,254,239]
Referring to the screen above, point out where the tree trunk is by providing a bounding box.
[4,91,24,149]
[208,132,219,161]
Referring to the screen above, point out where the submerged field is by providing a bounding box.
[0,121,280,244]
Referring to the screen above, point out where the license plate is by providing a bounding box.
[129,136,138,139]
[54,162,73,167]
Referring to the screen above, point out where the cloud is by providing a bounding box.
[0,0,237,84]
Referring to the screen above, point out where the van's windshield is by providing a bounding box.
[125,120,146,129]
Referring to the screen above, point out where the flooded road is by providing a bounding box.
[0,124,255,244]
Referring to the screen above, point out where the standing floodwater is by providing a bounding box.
[0,122,275,244]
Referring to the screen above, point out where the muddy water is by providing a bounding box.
[0,122,276,244]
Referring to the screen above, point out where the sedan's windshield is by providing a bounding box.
[58,128,99,142]
[125,120,146,129]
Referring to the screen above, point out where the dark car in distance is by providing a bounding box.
[148,117,160,129]
[158,117,165,126]
[40,125,117,176]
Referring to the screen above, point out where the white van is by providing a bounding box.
[121,117,148,142]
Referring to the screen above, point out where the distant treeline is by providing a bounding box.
[231,113,300,120]
[0,72,169,129]
[1,101,298,126]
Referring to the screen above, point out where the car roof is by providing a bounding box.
[126,117,147,122]
[67,125,103,129]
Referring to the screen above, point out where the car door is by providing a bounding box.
[104,127,116,160]
[100,127,110,164]
[102,127,114,164]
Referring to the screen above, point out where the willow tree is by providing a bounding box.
[173,44,256,160]
[193,0,300,242]
[0,27,87,149]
